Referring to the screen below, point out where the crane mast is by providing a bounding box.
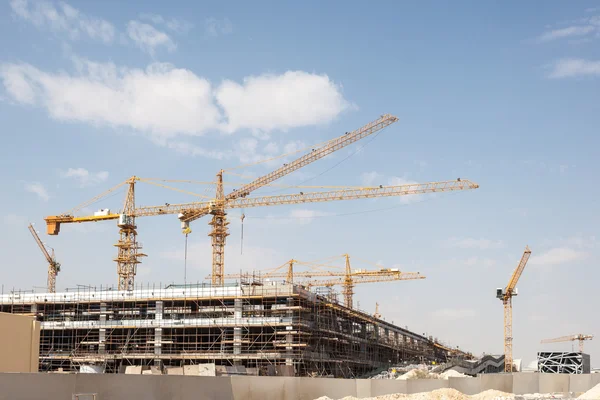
[497,246,531,372]
[114,177,146,291]
[28,223,61,293]
[181,114,400,286]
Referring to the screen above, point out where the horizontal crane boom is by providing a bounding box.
[46,179,479,234]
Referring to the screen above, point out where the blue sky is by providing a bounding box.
[1,1,599,367]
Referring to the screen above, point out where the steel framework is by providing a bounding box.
[537,352,591,374]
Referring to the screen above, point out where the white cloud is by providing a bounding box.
[431,308,477,320]
[0,59,351,147]
[216,71,351,133]
[441,257,497,269]
[60,167,109,187]
[388,176,421,204]
[548,58,600,78]
[24,182,49,201]
[204,17,233,37]
[538,26,596,42]
[360,171,382,186]
[388,176,418,187]
[161,140,230,160]
[560,235,596,249]
[445,237,504,250]
[0,60,220,138]
[263,142,279,154]
[139,13,193,34]
[288,209,331,225]
[10,0,115,43]
[253,209,332,226]
[127,20,176,55]
[529,247,588,266]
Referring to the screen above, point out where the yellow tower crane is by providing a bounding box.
[176,114,479,286]
[497,246,531,372]
[217,254,425,309]
[302,273,421,305]
[28,223,61,293]
[45,114,479,290]
[541,334,594,353]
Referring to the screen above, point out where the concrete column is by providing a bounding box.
[154,301,163,368]
[99,303,106,354]
[154,328,162,356]
[284,297,295,368]
[233,298,242,364]
[155,301,163,321]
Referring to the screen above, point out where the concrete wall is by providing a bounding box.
[0,372,598,399]
[0,313,40,373]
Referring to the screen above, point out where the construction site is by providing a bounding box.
[1,115,479,378]
[0,281,468,377]
[1,113,597,399]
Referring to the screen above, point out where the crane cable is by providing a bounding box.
[184,233,188,285]
[183,226,192,284]
[240,213,246,255]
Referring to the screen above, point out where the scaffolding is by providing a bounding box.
[0,282,454,377]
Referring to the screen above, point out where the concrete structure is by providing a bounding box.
[0,372,599,399]
[0,283,459,377]
[0,312,40,372]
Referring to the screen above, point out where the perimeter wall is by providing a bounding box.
[0,372,598,400]
[0,313,40,373]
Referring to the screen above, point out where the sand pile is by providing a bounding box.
[395,368,470,381]
[439,370,470,380]
[396,368,438,380]
[471,389,513,400]
[336,388,484,400]
[578,382,600,399]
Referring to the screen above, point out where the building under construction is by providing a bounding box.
[0,282,467,377]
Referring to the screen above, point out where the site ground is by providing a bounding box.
[0,372,599,400]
